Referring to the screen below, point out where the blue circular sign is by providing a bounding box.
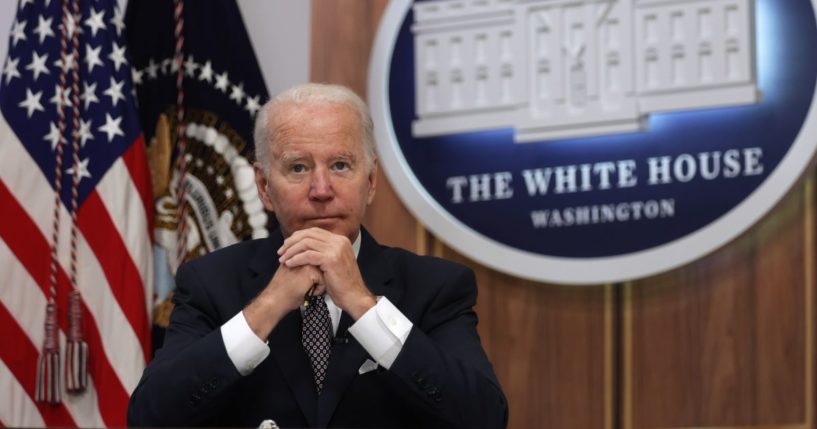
[369,0,817,284]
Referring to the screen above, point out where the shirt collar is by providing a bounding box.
[351,230,361,259]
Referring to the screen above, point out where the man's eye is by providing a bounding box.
[291,164,306,173]
[332,161,349,171]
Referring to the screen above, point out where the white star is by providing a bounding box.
[33,16,54,44]
[132,68,143,85]
[198,61,213,82]
[246,95,261,116]
[214,71,229,92]
[44,122,64,150]
[98,113,124,142]
[18,88,44,118]
[103,77,125,105]
[25,51,49,81]
[145,58,159,79]
[66,158,92,181]
[183,55,198,77]
[81,81,99,109]
[3,57,21,84]
[108,42,127,72]
[230,82,245,103]
[111,6,125,36]
[84,44,103,73]
[77,118,93,147]
[84,8,106,37]
[49,84,71,108]
[10,20,26,47]
[53,54,75,73]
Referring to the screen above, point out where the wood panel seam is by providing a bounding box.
[624,281,633,429]
[805,176,814,429]
[606,284,615,429]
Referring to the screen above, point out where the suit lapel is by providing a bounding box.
[242,231,281,301]
[244,230,319,427]
[267,311,319,427]
[317,229,402,427]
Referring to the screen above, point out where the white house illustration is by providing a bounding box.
[411,0,759,142]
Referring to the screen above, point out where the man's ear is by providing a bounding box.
[254,162,275,212]
[367,158,378,205]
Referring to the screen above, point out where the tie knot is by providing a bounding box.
[305,294,324,309]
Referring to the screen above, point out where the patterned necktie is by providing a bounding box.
[302,294,333,394]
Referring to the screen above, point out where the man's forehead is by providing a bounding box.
[268,103,364,154]
[271,130,364,153]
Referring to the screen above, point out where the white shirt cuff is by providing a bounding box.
[220,311,270,376]
[348,297,413,369]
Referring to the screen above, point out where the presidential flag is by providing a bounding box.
[0,0,152,426]
[125,0,270,337]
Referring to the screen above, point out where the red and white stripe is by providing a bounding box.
[0,109,152,426]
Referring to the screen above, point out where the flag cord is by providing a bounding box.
[65,0,89,394]
[37,0,88,404]
[172,0,189,269]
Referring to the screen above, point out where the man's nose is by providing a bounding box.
[309,168,334,201]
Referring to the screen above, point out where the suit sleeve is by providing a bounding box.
[387,266,509,429]
[127,262,243,427]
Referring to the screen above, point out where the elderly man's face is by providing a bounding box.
[254,101,377,242]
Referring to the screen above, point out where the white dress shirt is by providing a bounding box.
[221,233,413,376]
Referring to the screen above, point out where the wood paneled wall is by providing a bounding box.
[309,2,815,428]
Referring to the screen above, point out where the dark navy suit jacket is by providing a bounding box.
[127,228,507,428]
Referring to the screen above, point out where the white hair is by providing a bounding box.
[254,83,376,171]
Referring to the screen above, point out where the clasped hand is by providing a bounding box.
[244,228,376,340]
[277,228,376,320]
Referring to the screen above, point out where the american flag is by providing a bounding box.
[0,0,152,426]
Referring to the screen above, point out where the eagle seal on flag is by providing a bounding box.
[125,0,270,314]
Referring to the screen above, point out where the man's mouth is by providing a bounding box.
[305,216,342,223]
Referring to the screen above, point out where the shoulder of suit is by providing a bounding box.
[377,243,473,278]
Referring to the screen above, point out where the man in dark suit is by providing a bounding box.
[127,83,508,428]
